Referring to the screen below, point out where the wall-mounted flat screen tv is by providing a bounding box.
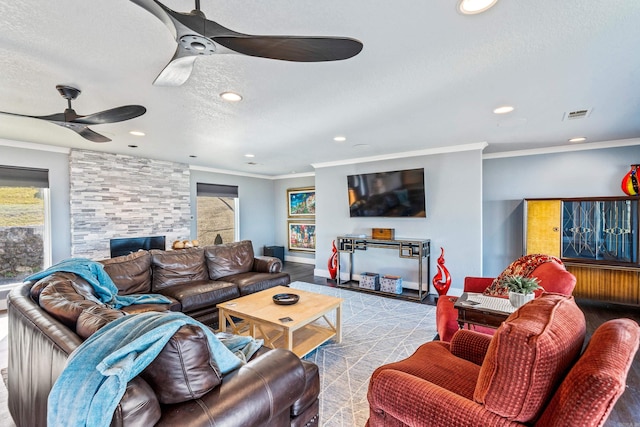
[347,168,426,217]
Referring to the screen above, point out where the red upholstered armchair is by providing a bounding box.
[436,254,576,342]
[367,294,640,427]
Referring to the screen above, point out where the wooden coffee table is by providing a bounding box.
[217,285,343,357]
[453,292,515,330]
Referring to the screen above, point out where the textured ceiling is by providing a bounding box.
[1,1,640,176]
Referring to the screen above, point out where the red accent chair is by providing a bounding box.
[367,293,640,427]
[436,255,576,342]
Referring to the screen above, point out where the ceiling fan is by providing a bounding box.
[131,0,364,86]
[0,85,146,143]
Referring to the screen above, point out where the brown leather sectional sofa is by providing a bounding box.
[7,240,320,427]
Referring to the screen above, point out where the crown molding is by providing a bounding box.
[483,138,640,159]
[0,138,70,154]
[189,165,272,179]
[311,142,488,169]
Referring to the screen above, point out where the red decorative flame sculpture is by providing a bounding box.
[432,247,452,296]
[621,164,639,196]
[328,240,338,280]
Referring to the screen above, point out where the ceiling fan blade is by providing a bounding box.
[76,127,112,143]
[212,35,363,62]
[73,105,147,124]
[130,0,178,38]
[153,46,198,86]
[0,110,66,122]
[47,121,112,142]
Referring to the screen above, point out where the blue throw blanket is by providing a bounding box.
[48,311,262,427]
[26,258,171,309]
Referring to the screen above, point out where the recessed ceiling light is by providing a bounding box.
[333,136,347,142]
[127,144,138,148]
[220,92,242,102]
[569,137,587,143]
[189,155,197,158]
[493,105,514,114]
[458,0,499,14]
[129,131,145,136]
[244,153,255,158]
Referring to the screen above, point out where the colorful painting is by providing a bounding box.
[287,187,315,218]
[288,222,316,252]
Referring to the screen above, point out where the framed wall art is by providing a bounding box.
[287,187,315,218]
[288,221,316,252]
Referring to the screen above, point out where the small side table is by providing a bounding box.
[453,292,513,330]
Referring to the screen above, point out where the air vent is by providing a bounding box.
[563,108,592,120]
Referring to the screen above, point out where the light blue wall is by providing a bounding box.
[189,169,277,254]
[273,175,315,263]
[483,144,639,276]
[0,143,71,263]
[314,149,484,294]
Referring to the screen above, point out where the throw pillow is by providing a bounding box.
[140,324,222,404]
[483,254,562,296]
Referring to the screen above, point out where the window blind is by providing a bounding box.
[0,165,49,188]
[196,183,238,198]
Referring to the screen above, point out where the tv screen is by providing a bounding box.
[347,168,426,217]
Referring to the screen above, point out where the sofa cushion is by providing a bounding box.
[474,293,586,423]
[205,240,255,280]
[37,273,103,329]
[223,272,291,296]
[114,377,161,427]
[120,298,181,314]
[150,248,208,291]
[141,324,222,404]
[76,305,126,339]
[157,280,240,312]
[100,250,152,294]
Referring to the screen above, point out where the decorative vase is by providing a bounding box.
[509,291,534,308]
[327,240,338,280]
[432,247,452,296]
[621,164,639,196]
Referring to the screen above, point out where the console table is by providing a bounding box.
[335,235,431,302]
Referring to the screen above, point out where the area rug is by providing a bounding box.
[291,281,437,427]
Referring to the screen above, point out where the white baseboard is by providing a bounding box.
[314,268,330,278]
[285,255,315,265]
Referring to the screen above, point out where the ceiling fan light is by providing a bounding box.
[220,92,243,102]
[458,0,499,15]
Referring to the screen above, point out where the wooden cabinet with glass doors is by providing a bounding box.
[524,197,639,305]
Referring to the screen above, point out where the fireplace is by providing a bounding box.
[110,236,166,258]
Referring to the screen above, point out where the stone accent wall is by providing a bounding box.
[69,149,191,259]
